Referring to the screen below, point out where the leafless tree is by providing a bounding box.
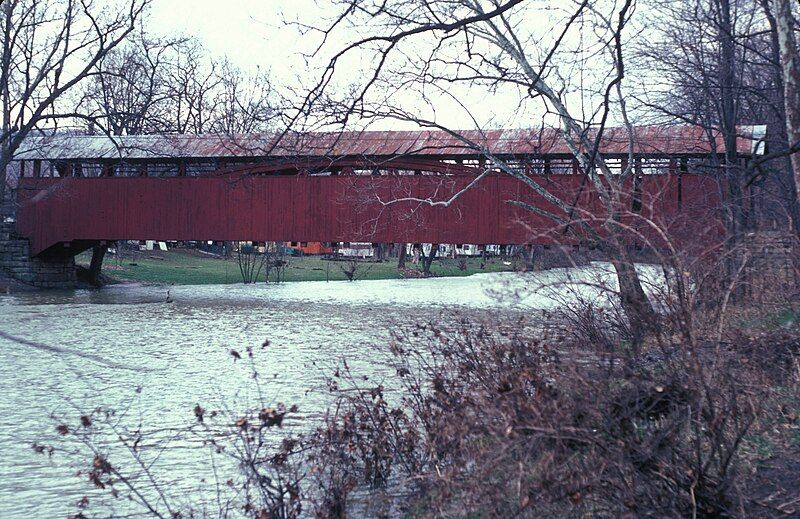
[0,0,148,209]
[294,0,661,342]
[635,0,800,235]
[163,39,221,134]
[769,0,800,214]
[263,241,287,283]
[237,241,268,284]
[633,0,747,290]
[80,31,185,136]
[209,60,275,134]
[84,34,276,137]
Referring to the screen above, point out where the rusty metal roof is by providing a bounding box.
[13,125,763,161]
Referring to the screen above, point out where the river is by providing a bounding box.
[0,266,628,517]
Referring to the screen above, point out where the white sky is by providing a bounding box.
[148,1,319,83]
[145,1,639,131]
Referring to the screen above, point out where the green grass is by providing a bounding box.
[746,433,776,461]
[80,249,513,285]
[771,308,799,329]
[738,307,800,331]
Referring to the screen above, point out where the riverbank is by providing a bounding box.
[76,248,514,285]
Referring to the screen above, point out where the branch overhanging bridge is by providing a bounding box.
[11,125,763,258]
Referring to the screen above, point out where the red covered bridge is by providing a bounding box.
[12,125,761,258]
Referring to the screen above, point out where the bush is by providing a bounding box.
[307,313,800,518]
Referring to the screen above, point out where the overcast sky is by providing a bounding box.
[148,1,307,75]
[144,1,635,131]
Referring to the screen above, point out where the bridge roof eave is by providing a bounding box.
[11,125,762,163]
[15,151,751,166]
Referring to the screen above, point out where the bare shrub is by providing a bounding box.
[339,258,372,281]
[237,242,267,284]
[35,293,800,518]
[45,345,305,519]
[307,310,799,517]
[264,241,287,283]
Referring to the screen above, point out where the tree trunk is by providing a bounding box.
[477,4,658,337]
[422,243,438,275]
[773,0,800,235]
[88,243,107,286]
[525,244,535,271]
[611,244,659,347]
[718,0,748,301]
[719,0,745,233]
[0,2,13,211]
[762,0,800,235]
[397,243,407,268]
[604,211,660,346]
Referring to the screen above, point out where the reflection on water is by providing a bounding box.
[0,266,639,517]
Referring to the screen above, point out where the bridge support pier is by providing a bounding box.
[0,222,76,289]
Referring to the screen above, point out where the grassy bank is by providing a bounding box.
[79,249,514,285]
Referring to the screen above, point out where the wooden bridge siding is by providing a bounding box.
[657,174,725,253]
[16,174,719,256]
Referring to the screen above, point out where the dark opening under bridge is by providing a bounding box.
[11,125,761,259]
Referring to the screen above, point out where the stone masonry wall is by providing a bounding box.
[0,222,76,289]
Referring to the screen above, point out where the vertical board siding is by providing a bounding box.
[17,174,721,256]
